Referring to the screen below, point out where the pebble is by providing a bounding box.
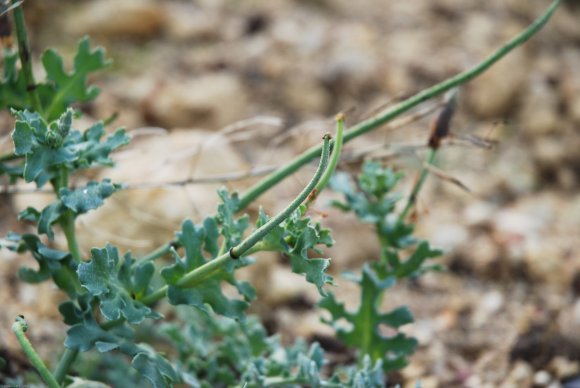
[467,47,529,118]
[66,0,166,39]
[533,370,552,386]
[146,73,249,129]
[519,74,561,135]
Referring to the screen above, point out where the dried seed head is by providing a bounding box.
[428,89,459,149]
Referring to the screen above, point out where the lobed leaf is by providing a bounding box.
[41,37,111,120]
[60,179,122,214]
[0,38,110,119]
[216,188,249,247]
[161,219,252,320]
[77,244,159,324]
[319,263,418,371]
[256,208,335,296]
[65,309,178,387]
[10,108,129,187]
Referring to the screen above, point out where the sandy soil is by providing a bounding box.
[1,1,579,387]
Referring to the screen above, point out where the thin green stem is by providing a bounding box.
[0,152,20,163]
[50,169,81,375]
[235,0,560,212]
[140,135,331,305]
[398,149,437,223]
[231,134,330,257]
[53,348,78,384]
[140,241,174,262]
[316,114,345,193]
[304,113,345,210]
[12,316,59,388]
[11,0,43,115]
[60,211,81,262]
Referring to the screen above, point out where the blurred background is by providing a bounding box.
[1,0,579,386]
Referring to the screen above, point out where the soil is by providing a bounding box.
[1,1,579,387]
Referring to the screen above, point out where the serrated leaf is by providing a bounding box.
[393,241,442,278]
[120,343,178,388]
[65,317,122,352]
[283,210,334,296]
[0,50,29,110]
[216,188,249,247]
[11,233,70,288]
[59,301,84,326]
[162,220,251,320]
[24,143,76,184]
[17,207,40,222]
[130,352,177,388]
[65,308,178,386]
[289,255,332,297]
[11,109,78,186]
[42,37,111,120]
[60,179,121,214]
[0,38,110,118]
[348,356,385,388]
[38,201,65,240]
[75,124,130,169]
[319,264,418,371]
[78,245,159,324]
[12,120,34,155]
[330,162,414,248]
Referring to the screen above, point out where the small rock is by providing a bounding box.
[533,137,566,168]
[472,290,504,328]
[533,370,552,386]
[500,361,533,388]
[467,48,529,118]
[164,3,222,42]
[429,223,469,251]
[66,0,166,39]
[282,76,330,115]
[146,73,249,129]
[550,357,580,380]
[519,74,561,135]
[463,201,496,227]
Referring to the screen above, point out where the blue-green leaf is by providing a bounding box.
[319,264,418,371]
[60,179,122,214]
[161,219,251,320]
[77,245,159,324]
[42,37,111,120]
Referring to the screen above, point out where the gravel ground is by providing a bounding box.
[1,1,579,386]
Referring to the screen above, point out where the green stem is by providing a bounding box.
[12,316,59,388]
[140,135,331,305]
[316,114,345,193]
[11,0,43,115]
[50,169,81,376]
[230,134,330,257]
[235,0,560,212]
[60,211,82,262]
[53,348,78,384]
[140,241,174,262]
[304,113,345,210]
[398,149,437,223]
[0,152,21,162]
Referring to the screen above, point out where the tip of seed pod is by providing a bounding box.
[335,112,345,122]
[323,132,332,140]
